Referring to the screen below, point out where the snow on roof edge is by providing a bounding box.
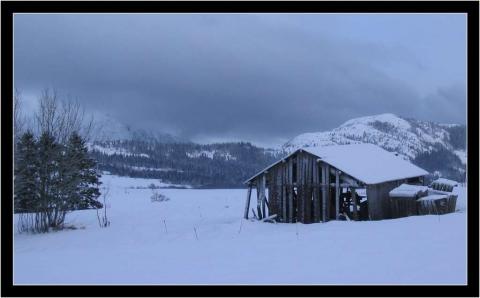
[245,144,428,185]
[244,149,300,184]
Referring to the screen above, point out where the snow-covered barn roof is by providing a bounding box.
[245,143,429,185]
[431,178,458,187]
[389,183,429,198]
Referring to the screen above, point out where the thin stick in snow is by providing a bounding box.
[194,227,199,240]
[163,219,168,234]
[295,222,299,240]
[238,219,243,234]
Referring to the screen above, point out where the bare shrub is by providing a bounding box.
[151,192,170,203]
[97,184,111,228]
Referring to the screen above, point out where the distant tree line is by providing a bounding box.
[90,141,281,188]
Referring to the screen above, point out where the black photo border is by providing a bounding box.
[1,1,478,297]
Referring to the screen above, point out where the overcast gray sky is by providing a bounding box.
[14,13,466,147]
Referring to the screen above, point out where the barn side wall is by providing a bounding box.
[367,180,405,220]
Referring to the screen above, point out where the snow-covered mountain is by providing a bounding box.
[92,113,187,143]
[283,113,466,181]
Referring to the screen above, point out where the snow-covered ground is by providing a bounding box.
[13,174,467,285]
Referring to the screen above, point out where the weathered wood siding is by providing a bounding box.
[417,195,457,215]
[389,197,418,218]
[367,180,405,220]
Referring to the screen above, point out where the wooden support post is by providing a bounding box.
[244,185,252,219]
[268,171,275,216]
[335,170,340,220]
[351,188,358,221]
[304,156,311,223]
[276,167,282,222]
[261,175,266,219]
[313,160,320,222]
[256,180,263,220]
[321,163,327,223]
[296,153,304,223]
[288,159,294,222]
[282,164,287,222]
[325,164,330,221]
[283,163,289,223]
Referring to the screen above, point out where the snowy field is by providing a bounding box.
[14,174,467,285]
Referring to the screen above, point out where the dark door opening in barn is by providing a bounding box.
[338,188,369,221]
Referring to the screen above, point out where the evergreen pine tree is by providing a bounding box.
[14,131,39,213]
[65,132,102,211]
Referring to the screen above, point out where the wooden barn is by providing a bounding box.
[243,143,429,222]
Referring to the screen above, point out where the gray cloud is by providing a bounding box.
[14,14,466,147]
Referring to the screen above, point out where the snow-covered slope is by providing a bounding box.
[284,113,463,160]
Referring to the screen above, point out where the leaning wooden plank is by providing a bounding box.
[244,185,252,219]
[252,208,258,220]
[261,214,278,222]
[261,174,267,218]
[256,179,263,220]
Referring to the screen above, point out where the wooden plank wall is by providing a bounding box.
[367,180,404,220]
[313,159,321,222]
[268,170,277,217]
[390,197,418,218]
[260,151,333,224]
[296,153,304,223]
[287,158,294,222]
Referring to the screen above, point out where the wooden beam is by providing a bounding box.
[339,174,361,188]
[244,185,252,219]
